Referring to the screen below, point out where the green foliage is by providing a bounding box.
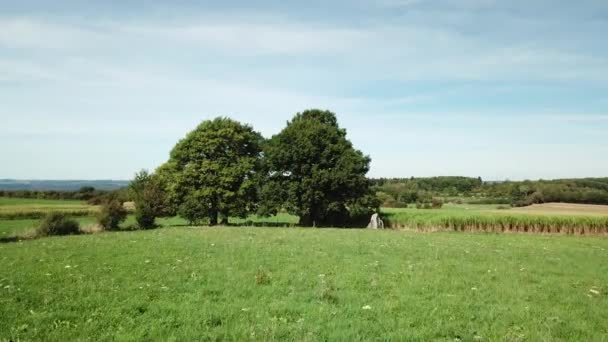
[261,109,377,226]
[36,212,80,236]
[130,170,168,229]
[177,195,209,225]
[97,199,127,230]
[373,177,608,207]
[161,117,263,225]
[134,204,156,229]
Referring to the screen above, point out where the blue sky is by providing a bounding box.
[1,0,607,180]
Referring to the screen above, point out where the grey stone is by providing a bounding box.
[367,213,384,229]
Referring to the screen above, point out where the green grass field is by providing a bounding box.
[1,227,607,340]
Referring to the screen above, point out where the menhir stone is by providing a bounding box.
[367,213,384,229]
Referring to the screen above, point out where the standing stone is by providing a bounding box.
[367,213,384,229]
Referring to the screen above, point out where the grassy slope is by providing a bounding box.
[1,227,607,340]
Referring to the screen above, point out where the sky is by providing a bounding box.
[1,0,607,181]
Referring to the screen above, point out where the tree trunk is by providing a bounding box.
[300,214,312,227]
[209,210,218,226]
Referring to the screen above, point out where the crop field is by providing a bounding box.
[384,203,608,234]
[1,227,608,340]
[0,197,98,220]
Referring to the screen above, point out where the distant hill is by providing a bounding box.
[0,179,129,191]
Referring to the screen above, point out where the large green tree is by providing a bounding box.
[162,117,263,225]
[260,109,378,227]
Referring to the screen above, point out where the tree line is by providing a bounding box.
[374,176,608,207]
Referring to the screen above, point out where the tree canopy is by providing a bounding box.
[260,109,377,226]
[161,117,263,225]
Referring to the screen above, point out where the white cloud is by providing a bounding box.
[1,15,606,84]
[0,18,110,50]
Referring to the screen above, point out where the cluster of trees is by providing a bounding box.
[373,177,480,208]
[482,179,608,207]
[373,176,608,207]
[128,109,378,228]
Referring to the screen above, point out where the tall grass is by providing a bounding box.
[0,197,99,220]
[384,210,608,234]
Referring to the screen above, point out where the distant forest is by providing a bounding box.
[372,177,608,207]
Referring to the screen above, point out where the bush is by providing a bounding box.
[431,198,443,209]
[130,170,169,229]
[97,199,127,230]
[37,212,80,236]
[135,203,156,229]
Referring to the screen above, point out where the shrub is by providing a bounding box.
[97,199,127,230]
[37,212,80,236]
[431,198,443,209]
[130,170,169,229]
[135,203,156,229]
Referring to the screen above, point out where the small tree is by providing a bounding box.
[97,198,127,230]
[130,170,167,229]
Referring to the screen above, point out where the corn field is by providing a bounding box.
[384,210,608,235]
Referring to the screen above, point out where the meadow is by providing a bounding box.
[2,198,608,339]
[1,227,607,340]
